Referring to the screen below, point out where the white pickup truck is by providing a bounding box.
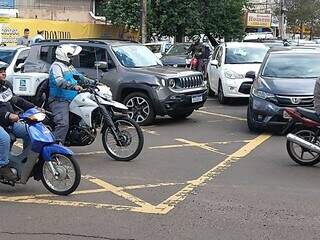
[0,46,46,98]
[0,46,48,101]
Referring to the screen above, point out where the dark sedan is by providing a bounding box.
[246,47,320,132]
[160,43,192,68]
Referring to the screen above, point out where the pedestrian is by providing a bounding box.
[17,28,30,46]
[32,30,45,44]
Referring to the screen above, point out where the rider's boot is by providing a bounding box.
[0,164,17,181]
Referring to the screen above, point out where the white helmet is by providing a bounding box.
[55,44,82,63]
[0,61,8,70]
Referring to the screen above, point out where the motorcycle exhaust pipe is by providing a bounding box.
[287,133,320,153]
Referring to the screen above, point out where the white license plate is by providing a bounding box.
[192,94,203,103]
[283,111,292,119]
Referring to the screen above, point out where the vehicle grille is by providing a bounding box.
[177,75,204,89]
[276,95,314,107]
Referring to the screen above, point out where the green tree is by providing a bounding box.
[284,0,320,38]
[102,0,248,42]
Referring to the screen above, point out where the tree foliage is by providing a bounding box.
[276,0,320,38]
[102,0,248,41]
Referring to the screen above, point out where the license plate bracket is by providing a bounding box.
[191,94,203,103]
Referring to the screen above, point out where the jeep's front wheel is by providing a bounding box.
[123,92,155,125]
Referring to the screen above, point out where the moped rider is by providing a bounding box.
[0,62,35,181]
[48,44,93,144]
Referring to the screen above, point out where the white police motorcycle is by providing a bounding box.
[44,62,144,162]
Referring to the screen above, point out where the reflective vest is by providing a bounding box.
[49,63,78,102]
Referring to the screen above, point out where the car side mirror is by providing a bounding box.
[95,61,108,71]
[16,62,25,71]
[210,59,218,66]
[245,71,256,80]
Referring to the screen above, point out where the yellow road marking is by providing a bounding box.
[0,134,271,214]
[0,181,185,200]
[87,177,156,210]
[175,138,228,156]
[149,139,251,150]
[76,151,106,156]
[196,110,246,121]
[154,134,271,214]
[141,128,160,136]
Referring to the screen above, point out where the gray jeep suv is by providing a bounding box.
[23,39,208,125]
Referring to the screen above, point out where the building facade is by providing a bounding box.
[0,0,105,23]
[249,0,277,14]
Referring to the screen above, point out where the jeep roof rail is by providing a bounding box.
[38,38,139,44]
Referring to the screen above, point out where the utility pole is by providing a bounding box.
[140,0,147,43]
[280,0,287,39]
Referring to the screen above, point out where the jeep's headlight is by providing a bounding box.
[168,79,176,88]
[252,88,275,100]
[224,69,244,79]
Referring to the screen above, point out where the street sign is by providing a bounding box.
[246,12,272,28]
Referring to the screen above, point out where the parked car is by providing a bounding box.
[246,47,320,132]
[207,42,269,104]
[160,43,192,68]
[0,46,30,76]
[144,41,172,58]
[13,39,207,125]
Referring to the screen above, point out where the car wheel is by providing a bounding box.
[247,105,261,133]
[169,110,194,120]
[217,81,229,104]
[123,92,155,126]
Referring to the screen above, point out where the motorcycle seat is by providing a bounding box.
[9,133,16,143]
[297,107,320,122]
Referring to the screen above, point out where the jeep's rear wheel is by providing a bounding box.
[123,92,155,126]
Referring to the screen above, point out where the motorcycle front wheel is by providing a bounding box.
[102,116,144,161]
[41,154,81,195]
[286,127,320,166]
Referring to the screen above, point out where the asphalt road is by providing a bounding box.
[1,97,320,240]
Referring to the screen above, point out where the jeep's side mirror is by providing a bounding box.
[94,61,108,82]
[210,59,218,66]
[95,61,108,70]
[245,71,256,80]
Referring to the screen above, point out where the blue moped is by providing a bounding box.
[1,108,81,195]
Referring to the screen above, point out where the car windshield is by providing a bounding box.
[166,44,190,56]
[262,53,320,78]
[225,46,268,64]
[0,50,16,64]
[113,45,162,68]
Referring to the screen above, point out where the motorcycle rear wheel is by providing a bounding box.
[41,154,81,195]
[102,116,144,161]
[286,127,320,166]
